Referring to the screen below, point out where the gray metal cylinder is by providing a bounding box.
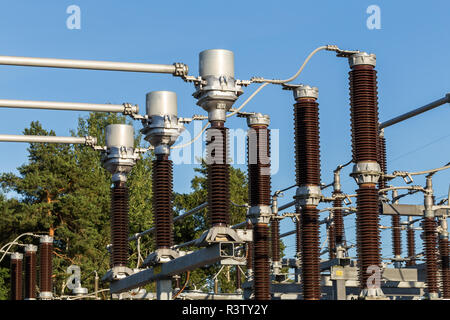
[105,124,134,148]
[11,252,23,260]
[199,49,234,78]
[24,244,37,253]
[40,235,53,244]
[146,91,177,117]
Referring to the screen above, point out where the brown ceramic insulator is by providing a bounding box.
[333,196,344,246]
[253,223,270,300]
[270,217,280,262]
[206,123,230,227]
[423,217,439,294]
[328,221,336,260]
[39,242,52,293]
[439,237,450,298]
[153,155,174,249]
[300,207,320,300]
[111,181,129,267]
[392,215,402,257]
[349,65,379,162]
[378,135,387,190]
[355,186,381,289]
[24,251,37,299]
[406,227,416,266]
[10,256,22,300]
[246,222,254,271]
[247,126,271,207]
[294,98,321,186]
[295,211,302,257]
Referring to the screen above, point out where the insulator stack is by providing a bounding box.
[295,208,302,257]
[349,64,379,162]
[24,245,37,300]
[39,236,53,298]
[247,126,271,207]
[300,208,321,299]
[246,222,254,273]
[10,253,23,300]
[423,217,439,295]
[355,186,380,288]
[392,215,402,258]
[246,114,272,300]
[206,121,230,227]
[153,154,174,249]
[110,181,129,267]
[333,197,344,245]
[349,54,382,293]
[253,223,270,300]
[406,226,416,266]
[294,98,321,186]
[293,86,321,300]
[439,237,450,298]
[328,220,336,260]
[378,134,387,190]
[270,218,280,263]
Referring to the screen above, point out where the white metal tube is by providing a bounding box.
[0,55,177,74]
[0,99,136,113]
[0,134,96,145]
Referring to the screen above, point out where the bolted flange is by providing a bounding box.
[350,161,381,185]
[247,205,272,225]
[295,186,322,207]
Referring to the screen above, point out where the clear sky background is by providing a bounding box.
[0,0,449,262]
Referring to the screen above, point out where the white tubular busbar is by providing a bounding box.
[0,99,137,114]
[0,55,178,74]
[0,134,96,145]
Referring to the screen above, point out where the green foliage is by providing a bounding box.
[0,113,152,298]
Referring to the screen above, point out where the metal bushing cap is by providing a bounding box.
[247,113,270,127]
[40,235,54,244]
[348,52,376,68]
[11,252,23,260]
[293,85,319,100]
[24,244,38,253]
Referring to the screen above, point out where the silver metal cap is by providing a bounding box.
[146,91,177,117]
[24,244,38,253]
[11,252,23,260]
[105,124,134,149]
[199,49,235,78]
[247,113,270,127]
[40,235,53,244]
[348,52,376,68]
[293,85,319,100]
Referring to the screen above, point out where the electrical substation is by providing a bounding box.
[1,45,449,301]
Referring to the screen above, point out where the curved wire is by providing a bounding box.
[172,271,190,300]
[170,121,210,150]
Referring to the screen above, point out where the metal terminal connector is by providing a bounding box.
[350,161,381,185]
[173,62,188,77]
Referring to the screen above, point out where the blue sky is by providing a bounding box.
[0,1,449,261]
